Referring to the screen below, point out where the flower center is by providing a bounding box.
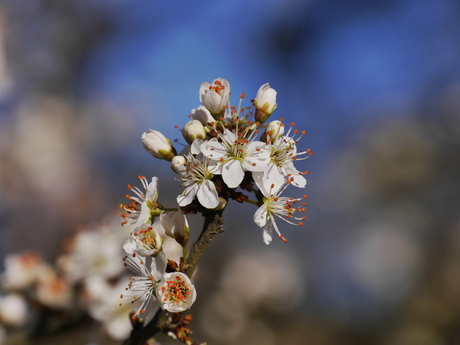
[160,275,191,304]
[208,80,226,95]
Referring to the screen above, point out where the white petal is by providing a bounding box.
[265,165,286,192]
[222,160,244,188]
[263,227,273,245]
[252,171,270,197]
[253,204,268,227]
[177,184,199,206]
[197,180,219,209]
[122,239,137,254]
[145,177,159,201]
[200,139,226,159]
[190,139,203,155]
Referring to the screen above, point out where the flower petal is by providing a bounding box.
[222,160,244,188]
[177,184,199,207]
[197,180,219,209]
[253,203,268,227]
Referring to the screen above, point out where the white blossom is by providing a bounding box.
[121,176,162,227]
[123,224,163,257]
[253,173,307,245]
[176,148,219,209]
[200,128,270,188]
[156,272,196,313]
[199,78,230,116]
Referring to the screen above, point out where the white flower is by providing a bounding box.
[260,122,311,190]
[252,173,307,245]
[142,129,176,161]
[199,78,230,116]
[121,176,162,227]
[2,252,48,289]
[200,128,270,188]
[160,208,189,245]
[254,83,277,123]
[120,252,166,319]
[58,226,124,282]
[36,273,73,309]
[87,276,139,341]
[182,120,206,144]
[156,272,196,313]
[176,149,220,209]
[123,224,164,257]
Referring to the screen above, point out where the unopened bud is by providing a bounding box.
[254,83,277,123]
[160,209,189,246]
[182,120,206,144]
[260,120,284,142]
[142,130,177,161]
[171,155,187,175]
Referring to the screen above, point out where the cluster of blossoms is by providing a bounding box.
[118,78,312,337]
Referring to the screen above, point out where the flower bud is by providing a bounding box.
[142,130,177,161]
[160,209,189,246]
[182,120,206,144]
[260,120,284,143]
[199,78,231,117]
[254,83,277,123]
[171,155,187,175]
[192,106,214,125]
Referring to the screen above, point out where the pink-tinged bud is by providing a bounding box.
[182,120,206,144]
[260,120,284,142]
[160,208,189,246]
[254,83,277,123]
[142,130,177,161]
[199,78,231,117]
[171,155,187,175]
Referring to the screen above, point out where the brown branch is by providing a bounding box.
[124,210,224,345]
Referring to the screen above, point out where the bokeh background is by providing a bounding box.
[1,0,460,344]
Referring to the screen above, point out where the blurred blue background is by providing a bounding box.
[1,0,460,344]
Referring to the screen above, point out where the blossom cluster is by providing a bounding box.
[117,79,312,330]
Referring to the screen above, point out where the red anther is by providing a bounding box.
[301,203,307,206]
[279,117,285,121]
[240,92,246,99]
[133,232,138,236]
[274,197,279,201]
[208,85,212,89]
[132,253,136,257]
[308,152,314,156]
[303,195,308,199]
[306,148,312,152]
[271,184,275,188]
[127,184,133,190]
[174,125,179,129]
[141,309,146,314]
[290,122,295,126]
[301,208,306,212]
[304,171,309,174]
[248,121,253,125]
[220,158,224,162]
[252,163,256,166]
[279,235,288,243]
[301,130,306,134]
[121,221,128,226]
[121,214,128,219]
[301,216,306,220]
[299,222,304,226]
[148,227,153,231]
[120,294,124,298]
